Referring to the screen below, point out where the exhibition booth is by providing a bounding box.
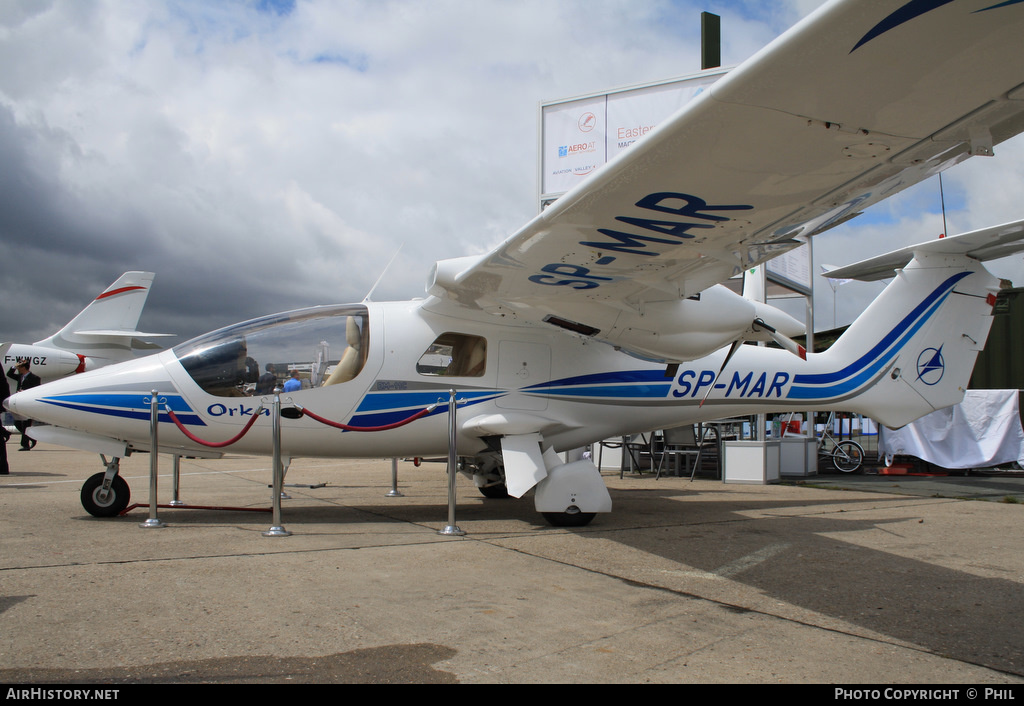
[599,390,1024,483]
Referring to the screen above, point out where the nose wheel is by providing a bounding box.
[81,470,131,518]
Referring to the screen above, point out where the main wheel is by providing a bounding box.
[81,473,131,517]
[542,508,596,527]
[478,484,510,499]
[832,441,864,473]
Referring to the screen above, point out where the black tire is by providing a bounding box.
[832,440,864,473]
[542,509,596,527]
[81,473,131,517]
[478,484,510,499]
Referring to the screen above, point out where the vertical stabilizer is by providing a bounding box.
[800,253,999,427]
[32,272,168,366]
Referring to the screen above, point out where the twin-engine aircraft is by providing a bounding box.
[8,0,1024,526]
[1,272,169,383]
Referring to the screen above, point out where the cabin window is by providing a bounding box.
[416,333,487,377]
[173,305,369,397]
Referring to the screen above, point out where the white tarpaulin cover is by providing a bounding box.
[880,390,1024,468]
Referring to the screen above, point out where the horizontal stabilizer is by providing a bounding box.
[824,219,1024,282]
[75,330,175,338]
[131,339,166,351]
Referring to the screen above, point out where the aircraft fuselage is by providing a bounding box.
[10,263,989,462]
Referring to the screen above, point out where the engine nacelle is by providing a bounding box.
[602,284,804,363]
[3,344,87,381]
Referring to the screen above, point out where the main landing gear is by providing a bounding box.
[475,478,595,526]
[541,508,597,528]
[468,451,610,527]
[80,456,130,517]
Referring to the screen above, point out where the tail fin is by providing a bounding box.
[33,272,173,367]
[797,220,1024,428]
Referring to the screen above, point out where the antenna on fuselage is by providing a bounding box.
[363,244,404,302]
[939,172,948,238]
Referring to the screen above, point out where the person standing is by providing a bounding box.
[1,373,10,473]
[256,364,277,395]
[283,369,302,393]
[7,360,40,450]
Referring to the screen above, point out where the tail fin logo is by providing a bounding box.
[916,346,945,386]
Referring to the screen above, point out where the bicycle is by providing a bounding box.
[815,411,864,473]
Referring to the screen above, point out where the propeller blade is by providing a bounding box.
[700,339,742,408]
[701,318,807,408]
[752,318,807,360]
[769,330,807,360]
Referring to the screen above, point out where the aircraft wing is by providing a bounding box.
[426,0,1024,345]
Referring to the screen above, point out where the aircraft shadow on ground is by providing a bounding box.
[598,487,1024,677]
[342,485,1024,676]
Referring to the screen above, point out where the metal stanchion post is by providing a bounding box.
[140,390,166,528]
[169,454,184,507]
[386,457,404,497]
[263,388,291,537]
[439,389,465,537]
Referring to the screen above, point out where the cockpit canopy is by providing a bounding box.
[173,305,369,397]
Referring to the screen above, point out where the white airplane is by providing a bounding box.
[2,271,170,383]
[7,0,1024,526]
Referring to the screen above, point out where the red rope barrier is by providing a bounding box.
[163,401,433,448]
[298,405,434,432]
[165,407,263,448]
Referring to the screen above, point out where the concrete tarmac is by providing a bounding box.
[1,440,1023,684]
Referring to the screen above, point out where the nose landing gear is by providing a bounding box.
[80,456,130,517]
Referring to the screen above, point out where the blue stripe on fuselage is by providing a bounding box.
[786,272,968,399]
[39,397,206,426]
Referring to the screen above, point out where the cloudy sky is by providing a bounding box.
[2,0,1023,350]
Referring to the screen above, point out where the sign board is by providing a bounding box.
[540,70,725,199]
[539,68,813,297]
[766,242,812,293]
